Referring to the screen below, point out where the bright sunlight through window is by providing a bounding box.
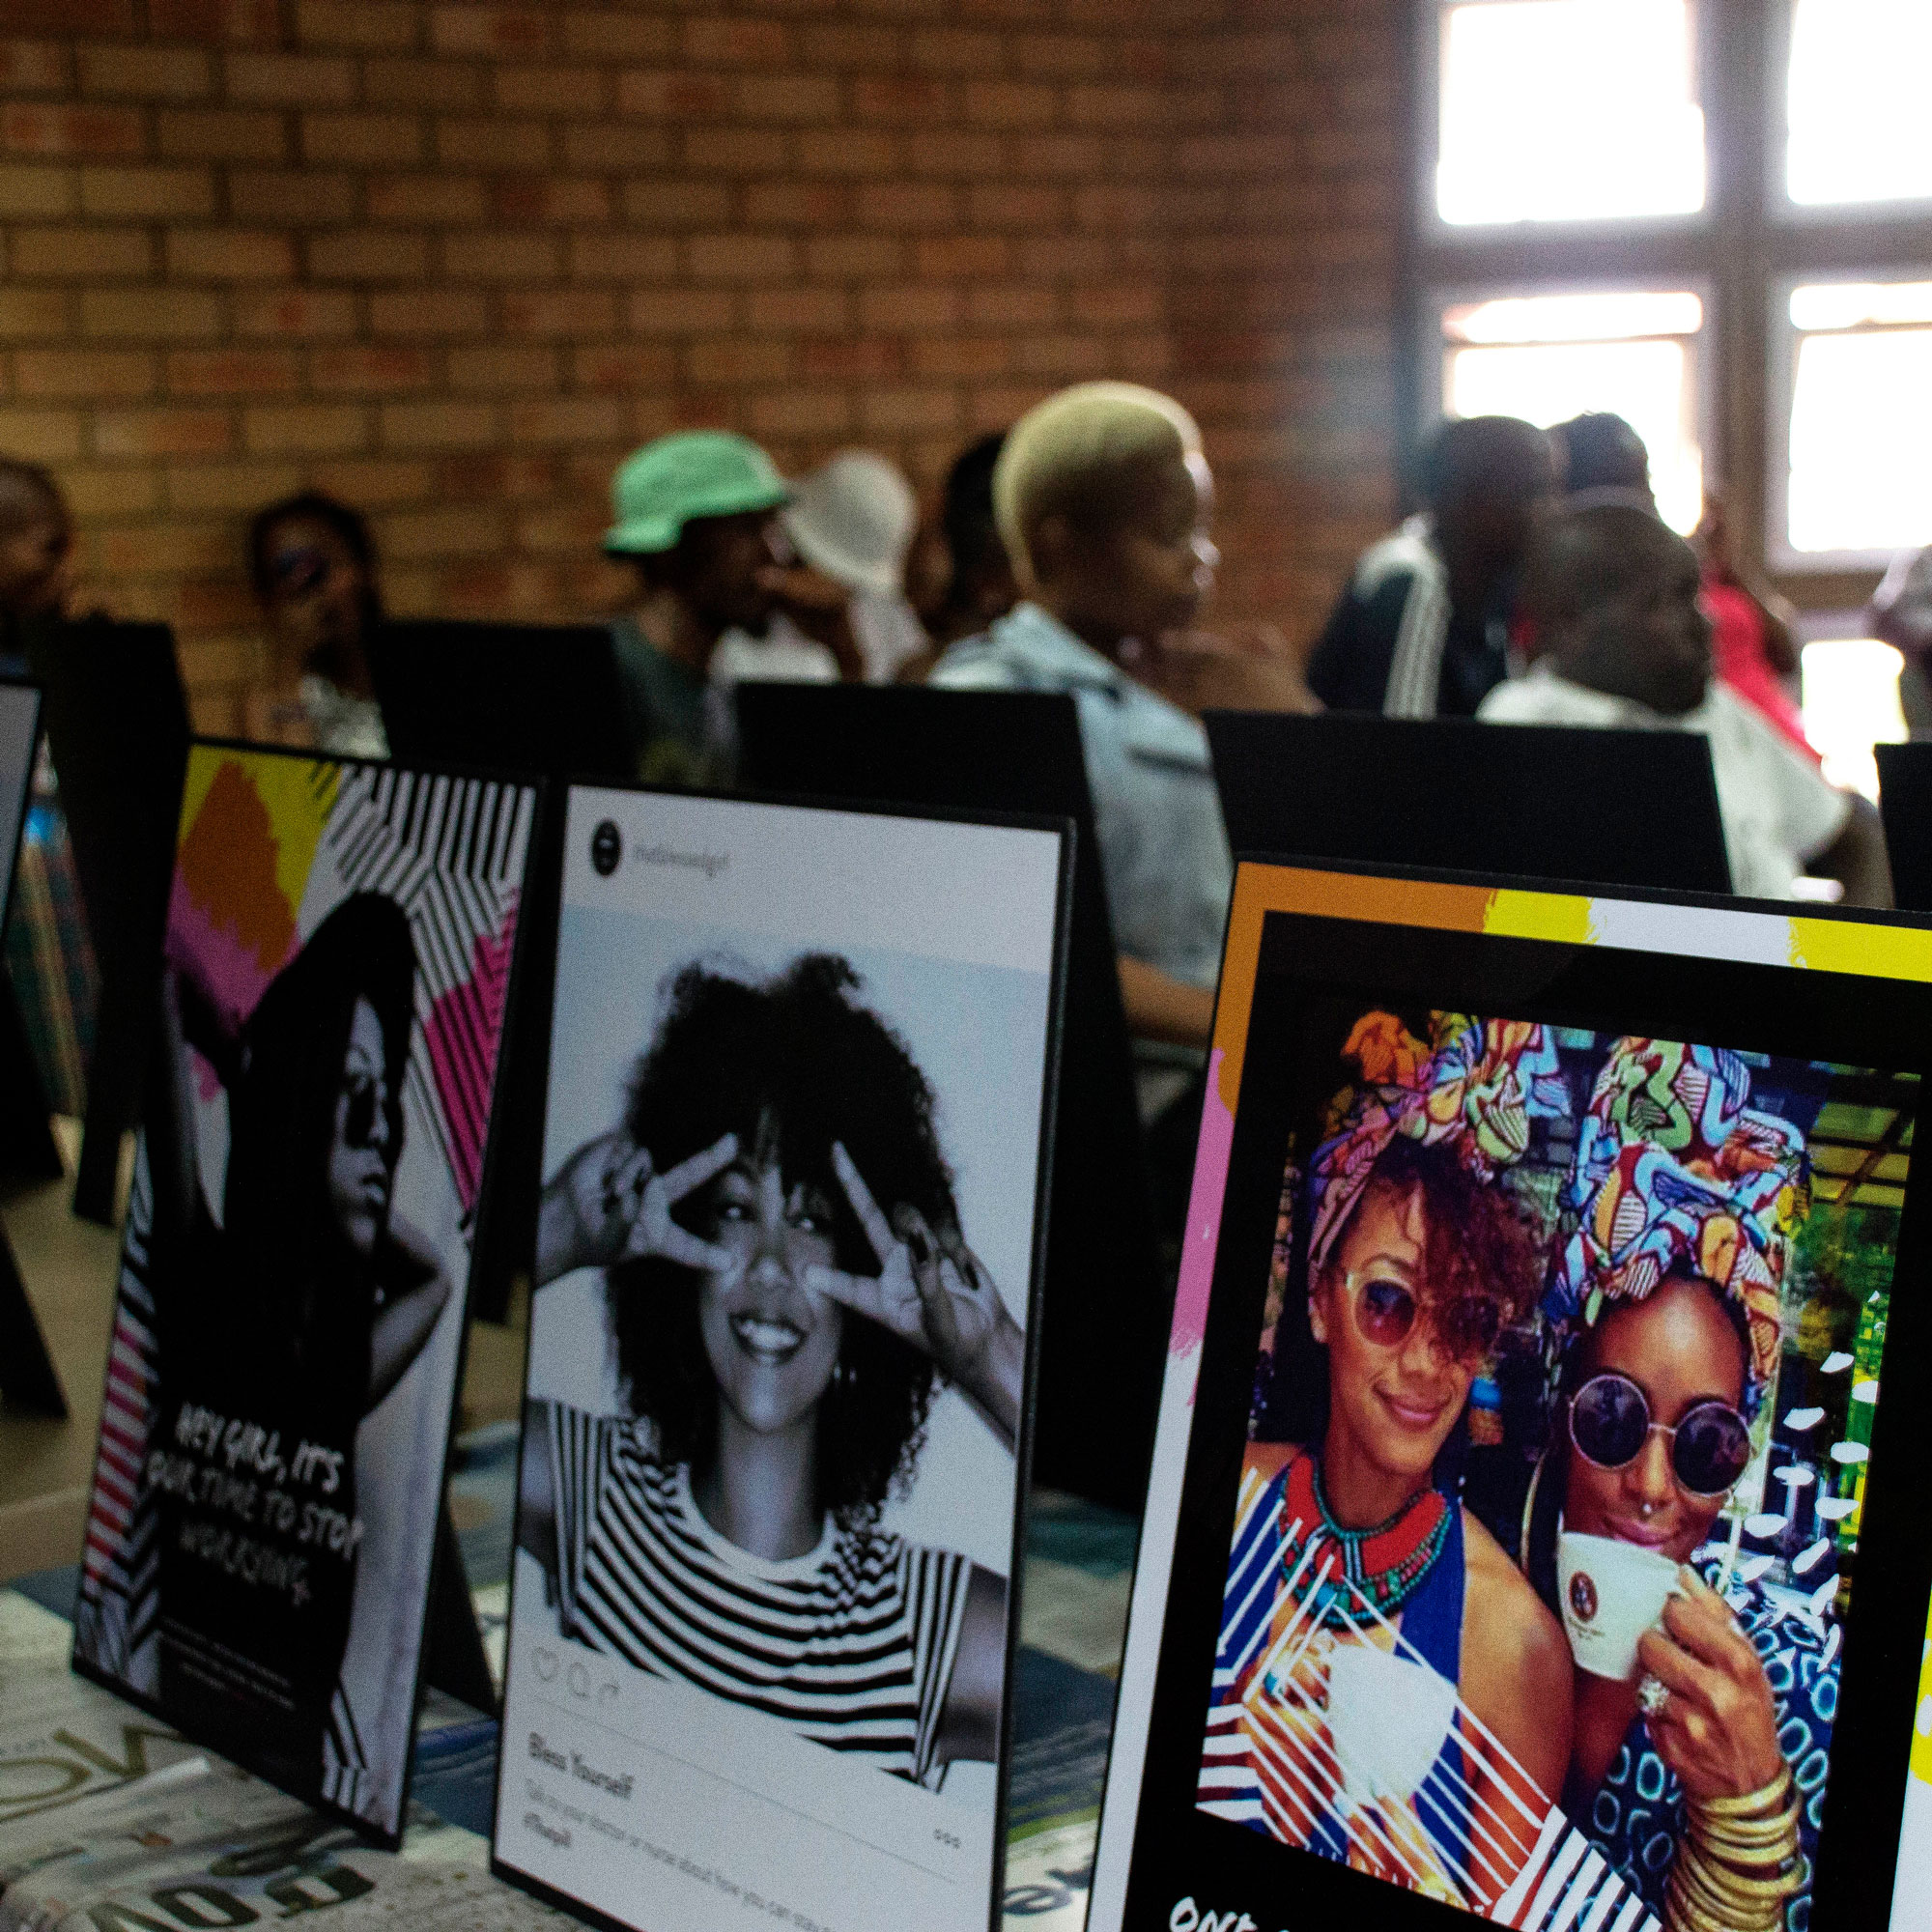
[1788,0,1932,209]
[1436,0,1705,226]
[1442,291,1704,532]
[1802,638,1906,802]
[1786,282,1932,557]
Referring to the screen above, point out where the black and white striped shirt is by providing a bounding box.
[545,1406,972,1789]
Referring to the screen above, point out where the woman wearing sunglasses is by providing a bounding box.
[1526,1037,1824,1932]
[1202,1012,1574,1910]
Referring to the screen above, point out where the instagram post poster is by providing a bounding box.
[493,785,1067,1932]
[71,744,538,1843]
[1091,865,1932,1932]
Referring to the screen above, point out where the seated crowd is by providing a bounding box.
[0,384,1904,1100]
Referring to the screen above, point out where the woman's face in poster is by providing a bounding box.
[327,996,393,1261]
[695,1147,844,1436]
[1564,1274,1748,1562]
[1308,1178,1475,1491]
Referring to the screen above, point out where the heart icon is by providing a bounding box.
[598,1681,618,1706]
[533,1649,558,1682]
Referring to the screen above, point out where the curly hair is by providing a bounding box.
[609,952,955,1524]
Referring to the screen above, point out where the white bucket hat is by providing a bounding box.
[782,450,918,598]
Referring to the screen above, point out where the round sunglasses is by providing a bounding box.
[1568,1371,1751,1497]
[1343,1269,1504,1364]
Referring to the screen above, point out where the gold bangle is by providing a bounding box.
[1675,1839,1800,1905]
[1693,1766,1793,1818]
[1669,1853,1793,1930]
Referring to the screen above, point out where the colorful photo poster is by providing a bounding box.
[72,744,538,1844]
[493,786,1067,1932]
[1091,866,1932,1932]
[0,679,40,935]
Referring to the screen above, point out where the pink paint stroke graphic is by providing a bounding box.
[423,900,519,1214]
[165,872,298,1103]
[1171,1046,1234,1380]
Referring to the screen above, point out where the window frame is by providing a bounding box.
[1404,0,1932,611]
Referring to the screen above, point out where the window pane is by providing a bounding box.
[1788,0,1932,208]
[1787,325,1932,555]
[1802,639,1905,802]
[1441,293,1703,531]
[1437,0,1705,226]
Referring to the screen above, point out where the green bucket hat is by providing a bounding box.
[604,431,788,554]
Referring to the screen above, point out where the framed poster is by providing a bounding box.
[0,678,40,939]
[492,785,1069,1932]
[1092,864,1932,1932]
[72,743,539,1844]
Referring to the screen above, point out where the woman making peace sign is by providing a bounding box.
[519,952,1023,1788]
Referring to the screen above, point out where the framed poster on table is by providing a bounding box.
[492,784,1069,1932]
[1092,863,1932,1932]
[71,742,539,1844]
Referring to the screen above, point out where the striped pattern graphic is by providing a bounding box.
[1198,1465,1661,1932]
[549,1405,972,1790]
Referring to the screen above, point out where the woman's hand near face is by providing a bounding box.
[806,1141,1024,1452]
[535,1128,738,1287]
[1634,1569,1785,1802]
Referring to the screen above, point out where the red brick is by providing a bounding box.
[967,281,1058,327]
[165,348,302,393]
[687,233,795,282]
[683,127,789,174]
[1070,280,1163,327]
[494,178,611,225]
[746,286,848,331]
[149,0,280,44]
[967,182,1064,229]
[620,180,731,226]
[94,407,233,458]
[1009,133,1105,179]
[569,233,677,281]
[81,163,213,217]
[857,182,956,229]
[447,345,555,391]
[366,289,490,335]
[438,117,549,169]
[916,234,1008,277]
[1066,84,1168,129]
[682,17,790,66]
[304,112,423,165]
[563,14,675,61]
[364,57,482,110]
[380,400,498,450]
[4,106,146,158]
[367,173,487,223]
[97,521,235,573]
[437,451,558,498]
[235,288,356,338]
[627,287,734,334]
[228,52,358,105]
[907,129,1005,178]
[1015,332,1108,378]
[156,108,285,161]
[429,6,550,56]
[796,128,896,175]
[570,343,675,391]
[78,45,212,99]
[962,81,1055,128]
[11,225,146,279]
[295,0,419,50]
[443,232,559,280]
[800,337,899,380]
[509,395,625,445]
[14,350,156,399]
[243,403,369,454]
[850,77,946,124]
[750,388,852,437]
[909,334,1013,379]
[564,126,673,173]
[496,64,609,114]
[909,28,1004,75]
[744,181,847,226]
[1011,32,1109,79]
[377,505,508,559]
[798,24,900,70]
[858,283,959,330]
[309,456,434,503]
[308,229,429,279]
[0,407,82,460]
[81,289,225,339]
[859,385,960,433]
[686,336,790,384]
[0,163,76,215]
[164,460,301,511]
[807,234,902,279]
[0,42,69,92]
[167,229,296,279]
[617,70,728,119]
[499,289,617,336]
[0,290,71,339]
[311,346,437,392]
[737,74,841,122]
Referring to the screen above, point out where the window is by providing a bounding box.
[1437,289,1705,530]
[1779,280,1932,564]
[1786,0,1932,210]
[1802,637,1906,801]
[1435,0,1705,227]
[1412,0,1932,781]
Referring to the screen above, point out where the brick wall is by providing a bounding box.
[0,0,1400,731]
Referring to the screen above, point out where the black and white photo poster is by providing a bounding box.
[494,787,1065,1932]
[72,745,537,1842]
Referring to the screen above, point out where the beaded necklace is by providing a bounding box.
[1277,1451,1453,1631]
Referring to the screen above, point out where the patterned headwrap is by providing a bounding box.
[1307,1010,1568,1272]
[1543,1037,1809,1414]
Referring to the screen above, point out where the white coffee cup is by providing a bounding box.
[1557,1529,1682,1681]
[1323,1642,1458,1804]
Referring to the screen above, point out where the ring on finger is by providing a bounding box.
[1636,1672,1670,1719]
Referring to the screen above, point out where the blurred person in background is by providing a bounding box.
[1481,503,1889,905]
[246,493,388,760]
[0,459,95,1116]
[780,449,927,683]
[1695,492,1814,759]
[904,433,1020,674]
[1551,411,1656,509]
[1868,542,1932,735]
[1308,414,1557,718]
[602,432,857,785]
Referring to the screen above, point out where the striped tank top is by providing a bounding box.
[545,1405,974,1789]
